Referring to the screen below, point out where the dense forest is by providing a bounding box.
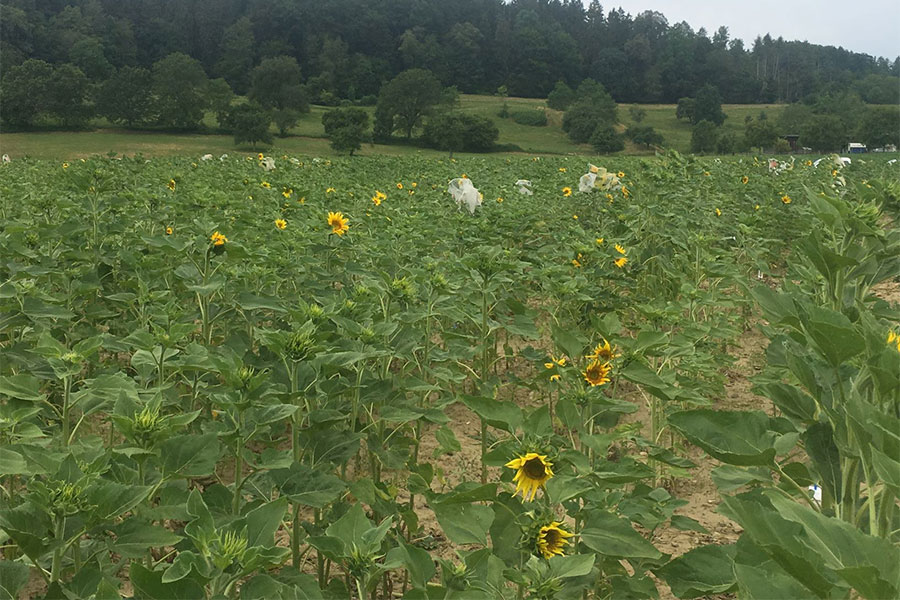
[2,0,898,105]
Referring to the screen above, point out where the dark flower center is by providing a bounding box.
[544,528,560,547]
[524,457,546,479]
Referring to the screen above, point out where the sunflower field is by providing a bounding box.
[0,150,898,599]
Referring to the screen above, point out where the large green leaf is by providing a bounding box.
[668,409,780,466]
[0,449,29,476]
[325,503,372,549]
[245,498,288,548]
[0,374,45,402]
[432,502,493,546]
[732,536,819,600]
[130,562,204,600]
[580,512,663,560]
[160,433,221,478]
[720,491,845,598]
[269,463,347,508]
[0,561,30,600]
[385,541,436,590]
[654,544,736,598]
[767,492,900,599]
[802,306,866,367]
[461,395,522,433]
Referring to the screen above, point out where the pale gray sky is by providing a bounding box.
[595,1,900,60]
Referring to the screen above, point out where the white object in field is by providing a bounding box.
[219,154,228,161]
[809,484,822,505]
[1,154,9,163]
[578,172,597,193]
[448,177,482,214]
[200,154,213,161]
[259,156,276,171]
[515,179,533,195]
[888,159,897,165]
[290,157,301,165]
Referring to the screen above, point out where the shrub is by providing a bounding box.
[690,120,718,153]
[625,125,663,149]
[423,112,499,156]
[321,107,369,155]
[510,110,547,127]
[590,124,624,153]
[225,103,272,148]
[547,80,576,111]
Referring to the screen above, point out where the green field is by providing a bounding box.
[0,148,897,600]
[0,95,798,161]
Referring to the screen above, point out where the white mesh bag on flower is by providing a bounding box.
[448,178,483,214]
[515,179,533,195]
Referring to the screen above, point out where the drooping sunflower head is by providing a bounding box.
[583,359,611,387]
[614,244,626,256]
[536,521,575,559]
[614,257,628,268]
[505,453,554,501]
[327,211,349,236]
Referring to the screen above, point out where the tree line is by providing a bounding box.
[2,0,898,106]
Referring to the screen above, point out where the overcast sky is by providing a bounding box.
[595,1,900,60]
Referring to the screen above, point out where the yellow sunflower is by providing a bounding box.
[327,211,349,236]
[282,188,293,198]
[781,194,791,204]
[583,360,611,386]
[275,219,287,230]
[741,176,749,184]
[167,179,176,191]
[506,453,554,501]
[562,186,572,197]
[715,208,722,216]
[617,171,625,178]
[210,231,227,246]
[614,257,628,268]
[596,237,604,245]
[371,194,383,206]
[587,340,619,362]
[536,522,575,559]
[544,356,567,369]
[165,226,173,235]
[614,244,626,255]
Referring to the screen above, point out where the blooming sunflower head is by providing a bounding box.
[371,194,382,206]
[621,185,630,198]
[781,194,791,204]
[327,211,349,236]
[596,237,604,245]
[536,522,575,559]
[275,219,287,230]
[583,359,611,386]
[741,176,749,184]
[62,162,69,169]
[562,187,572,197]
[715,208,722,217]
[614,257,628,268]
[261,181,271,189]
[587,340,619,362]
[505,453,554,501]
[257,153,264,160]
[326,187,336,194]
[614,244,626,255]
[396,182,403,189]
[617,171,625,178]
[165,226,173,235]
[210,231,227,246]
[167,179,176,191]
[282,188,292,198]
